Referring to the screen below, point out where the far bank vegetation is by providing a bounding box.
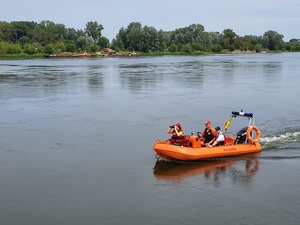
[0,20,299,57]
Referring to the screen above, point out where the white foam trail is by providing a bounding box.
[260,132,300,143]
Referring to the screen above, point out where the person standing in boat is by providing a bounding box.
[167,122,184,137]
[208,126,225,147]
[202,120,216,146]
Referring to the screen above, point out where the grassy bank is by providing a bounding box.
[0,50,296,59]
[0,53,45,59]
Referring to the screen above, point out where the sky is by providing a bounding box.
[1,0,299,42]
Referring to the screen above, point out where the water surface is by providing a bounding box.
[1,53,300,225]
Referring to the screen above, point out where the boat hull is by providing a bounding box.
[153,137,261,161]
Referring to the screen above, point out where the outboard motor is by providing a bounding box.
[235,127,249,144]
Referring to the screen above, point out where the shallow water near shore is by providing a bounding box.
[1,53,300,225]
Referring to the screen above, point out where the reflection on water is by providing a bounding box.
[0,55,291,102]
[0,59,108,99]
[87,65,104,95]
[262,62,282,74]
[118,63,160,94]
[153,154,260,187]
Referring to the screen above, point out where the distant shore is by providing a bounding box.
[0,50,288,59]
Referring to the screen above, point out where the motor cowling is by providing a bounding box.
[235,127,249,144]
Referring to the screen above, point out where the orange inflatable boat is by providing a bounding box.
[153,111,262,161]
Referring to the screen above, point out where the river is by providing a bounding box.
[0,53,300,225]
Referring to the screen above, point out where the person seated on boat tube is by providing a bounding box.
[202,120,216,146]
[208,126,226,147]
[167,122,184,137]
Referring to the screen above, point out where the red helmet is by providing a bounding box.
[205,120,211,125]
[176,122,181,127]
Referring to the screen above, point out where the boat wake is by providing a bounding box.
[260,130,300,150]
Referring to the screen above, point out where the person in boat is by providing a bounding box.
[167,122,184,137]
[167,122,189,146]
[202,120,216,146]
[208,126,225,147]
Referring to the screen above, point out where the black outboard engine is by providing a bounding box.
[235,127,249,144]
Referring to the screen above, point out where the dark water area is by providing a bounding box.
[0,53,300,225]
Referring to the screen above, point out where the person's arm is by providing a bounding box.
[202,129,206,138]
[207,137,216,147]
[174,125,180,136]
[209,139,218,147]
[167,126,174,134]
[209,133,224,147]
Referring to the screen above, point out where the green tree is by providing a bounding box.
[66,42,76,52]
[76,35,97,52]
[228,44,235,51]
[65,28,80,41]
[222,29,237,49]
[139,25,160,52]
[209,32,222,45]
[182,43,192,53]
[87,36,98,52]
[44,44,55,54]
[0,21,13,42]
[125,22,143,51]
[0,41,8,54]
[32,42,43,53]
[23,43,36,54]
[7,43,22,54]
[116,22,159,52]
[255,44,263,53]
[116,27,128,49]
[211,44,222,52]
[168,43,178,52]
[10,21,36,43]
[34,20,65,46]
[76,36,87,50]
[234,36,249,51]
[262,30,284,50]
[289,39,300,44]
[242,35,263,51]
[85,21,103,42]
[54,41,66,53]
[98,36,109,49]
[286,43,300,51]
[243,35,262,46]
[171,24,205,45]
[157,30,169,52]
[0,19,296,55]
[192,42,205,52]
[111,36,125,51]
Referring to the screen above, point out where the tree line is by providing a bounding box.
[0,20,299,56]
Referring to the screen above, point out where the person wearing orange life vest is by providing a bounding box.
[167,122,184,137]
[208,126,226,147]
[202,120,216,146]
